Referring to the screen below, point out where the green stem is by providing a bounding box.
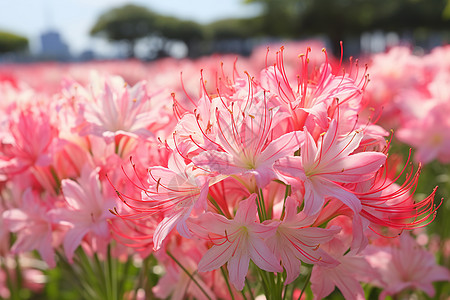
[14,256,23,298]
[245,277,255,300]
[282,284,288,300]
[257,268,271,298]
[111,248,120,300]
[49,165,61,193]
[276,272,285,299]
[208,194,229,218]
[166,250,212,300]
[57,251,98,299]
[118,256,132,298]
[93,252,109,299]
[3,261,19,300]
[257,188,268,222]
[134,260,146,300]
[221,266,236,300]
[280,185,291,220]
[298,270,312,300]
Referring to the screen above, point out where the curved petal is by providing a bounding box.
[310,266,336,300]
[248,237,282,273]
[64,226,90,262]
[198,242,236,272]
[322,152,386,183]
[227,249,250,291]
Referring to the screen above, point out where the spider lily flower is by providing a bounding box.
[189,194,282,290]
[2,189,57,268]
[112,150,212,251]
[0,108,57,176]
[54,165,116,262]
[311,149,440,253]
[192,90,304,188]
[71,74,168,143]
[365,232,450,299]
[356,162,440,236]
[266,197,340,284]
[261,47,366,131]
[310,234,380,300]
[276,119,386,215]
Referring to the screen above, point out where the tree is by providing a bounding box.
[90,4,208,58]
[245,0,450,56]
[154,16,205,57]
[243,0,302,37]
[90,4,158,57]
[206,17,263,40]
[0,30,28,54]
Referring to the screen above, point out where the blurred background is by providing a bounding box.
[0,0,449,61]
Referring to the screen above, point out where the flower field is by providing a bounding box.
[0,42,449,299]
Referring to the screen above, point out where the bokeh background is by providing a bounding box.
[0,0,449,61]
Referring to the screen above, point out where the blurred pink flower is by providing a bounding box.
[71,74,168,143]
[365,232,450,299]
[0,108,57,176]
[310,235,380,300]
[397,95,450,164]
[55,165,116,262]
[2,189,57,267]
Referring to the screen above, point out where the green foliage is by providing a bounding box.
[245,0,450,35]
[0,31,28,53]
[155,16,204,44]
[245,0,302,37]
[90,4,158,42]
[444,0,450,19]
[206,17,263,40]
[90,4,207,57]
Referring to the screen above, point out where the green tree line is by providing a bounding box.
[89,0,449,58]
[0,30,28,54]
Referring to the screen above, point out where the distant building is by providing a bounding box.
[78,49,95,61]
[40,30,70,60]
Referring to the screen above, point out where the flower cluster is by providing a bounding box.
[364,45,450,164]
[0,71,173,296]
[113,46,447,298]
[0,43,448,299]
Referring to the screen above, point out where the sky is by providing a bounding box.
[0,0,261,56]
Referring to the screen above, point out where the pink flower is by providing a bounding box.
[365,233,450,299]
[2,189,57,267]
[276,119,386,215]
[190,194,283,290]
[397,99,450,164]
[0,108,57,176]
[55,165,116,262]
[72,74,168,143]
[153,238,217,300]
[310,235,380,300]
[192,88,304,188]
[266,196,340,284]
[364,46,424,128]
[261,47,365,131]
[117,150,210,251]
[0,206,10,256]
[355,160,439,235]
